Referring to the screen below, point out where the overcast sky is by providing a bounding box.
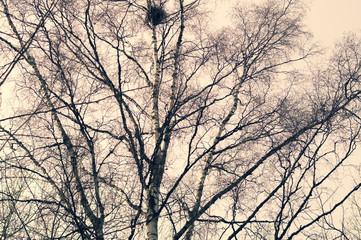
[305,0,361,47]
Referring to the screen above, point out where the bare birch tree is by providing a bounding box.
[1,0,361,239]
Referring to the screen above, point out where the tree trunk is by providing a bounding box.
[94,219,105,240]
[146,186,160,240]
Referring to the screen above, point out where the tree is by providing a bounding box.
[1,0,361,239]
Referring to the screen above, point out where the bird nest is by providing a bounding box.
[146,5,167,26]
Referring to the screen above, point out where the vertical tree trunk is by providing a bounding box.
[146,185,160,240]
[94,219,105,240]
[145,0,184,238]
[146,0,162,236]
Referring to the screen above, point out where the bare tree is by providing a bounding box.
[1,0,361,239]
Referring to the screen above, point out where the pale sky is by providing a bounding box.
[305,0,361,47]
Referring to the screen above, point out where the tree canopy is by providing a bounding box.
[1,0,361,239]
